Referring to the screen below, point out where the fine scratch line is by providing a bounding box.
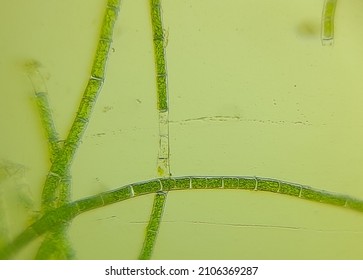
[129,220,363,233]
[169,116,313,126]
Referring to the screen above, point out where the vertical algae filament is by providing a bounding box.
[150,0,170,177]
[321,0,338,46]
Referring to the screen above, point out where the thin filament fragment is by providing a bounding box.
[321,0,338,46]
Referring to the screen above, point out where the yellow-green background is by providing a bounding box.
[1,0,363,259]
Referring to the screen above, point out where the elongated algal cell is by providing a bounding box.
[321,0,338,46]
